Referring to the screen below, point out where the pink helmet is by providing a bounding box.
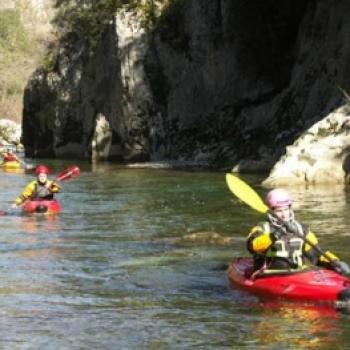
[266,188,292,209]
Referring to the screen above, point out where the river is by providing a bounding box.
[1,161,350,349]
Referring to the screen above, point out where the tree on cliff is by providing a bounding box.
[52,0,164,47]
[0,8,39,123]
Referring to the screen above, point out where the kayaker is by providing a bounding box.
[1,148,19,163]
[11,165,61,208]
[247,188,350,275]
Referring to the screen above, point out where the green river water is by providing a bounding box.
[1,160,350,349]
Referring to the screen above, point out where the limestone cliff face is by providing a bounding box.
[259,1,350,185]
[22,0,350,183]
[23,23,124,159]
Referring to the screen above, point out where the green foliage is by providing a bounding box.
[0,9,29,51]
[5,82,22,96]
[52,1,174,46]
[127,0,176,30]
[0,8,40,122]
[42,51,57,71]
[52,0,128,48]
[137,0,168,29]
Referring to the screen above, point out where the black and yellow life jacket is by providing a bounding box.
[31,181,55,200]
[264,222,304,269]
[250,221,306,270]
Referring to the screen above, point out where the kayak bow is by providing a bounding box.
[22,200,61,214]
[0,160,21,169]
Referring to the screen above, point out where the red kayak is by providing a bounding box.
[227,258,350,303]
[22,200,61,214]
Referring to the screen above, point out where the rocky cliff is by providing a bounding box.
[22,0,350,184]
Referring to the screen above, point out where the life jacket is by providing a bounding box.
[30,181,54,200]
[263,221,305,269]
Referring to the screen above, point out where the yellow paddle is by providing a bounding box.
[225,173,346,274]
[225,173,268,213]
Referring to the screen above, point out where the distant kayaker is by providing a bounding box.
[1,148,19,163]
[11,164,61,208]
[247,188,350,275]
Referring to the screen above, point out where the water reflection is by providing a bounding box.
[17,215,62,235]
[247,301,340,349]
[0,165,350,348]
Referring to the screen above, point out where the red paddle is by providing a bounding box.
[56,165,80,182]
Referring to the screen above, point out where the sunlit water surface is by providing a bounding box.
[1,162,350,349]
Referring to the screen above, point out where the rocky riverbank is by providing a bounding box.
[0,119,22,150]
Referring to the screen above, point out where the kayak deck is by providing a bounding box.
[227,258,350,302]
[22,200,61,214]
[0,160,21,169]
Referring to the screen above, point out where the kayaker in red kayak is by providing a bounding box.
[247,188,350,275]
[11,165,61,208]
[1,147,19,163]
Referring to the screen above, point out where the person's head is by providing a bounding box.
[266,188,294,224]
[35,165,50,184]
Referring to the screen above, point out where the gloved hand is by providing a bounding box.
[48,182,59,192]
[334,261,350,275]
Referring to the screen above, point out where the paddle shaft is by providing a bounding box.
[270,212,340,269]
[56,172,72,182]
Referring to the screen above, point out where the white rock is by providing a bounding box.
[0,119,21,145]
[263,106,350,186]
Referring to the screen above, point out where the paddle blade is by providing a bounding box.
[225,173,268,214]
[56,165,80,182]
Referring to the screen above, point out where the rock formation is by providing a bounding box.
[21,0,350,183]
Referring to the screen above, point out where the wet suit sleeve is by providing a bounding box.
[15,180,36,205]
[247,225,273,254]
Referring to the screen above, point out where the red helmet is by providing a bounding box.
[266,188,292,209]
[35,164,50,176]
